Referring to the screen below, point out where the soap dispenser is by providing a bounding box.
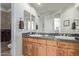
[36,24,38,30]
[72,22,76,30]
[19,18,24,29]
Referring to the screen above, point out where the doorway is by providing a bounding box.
[1,3,11,56]
[54,18,61,33]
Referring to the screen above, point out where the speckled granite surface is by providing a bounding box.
[22,34,79,43]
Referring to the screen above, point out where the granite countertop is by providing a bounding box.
[22,34,79,43]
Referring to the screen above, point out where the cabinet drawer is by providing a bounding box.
[68,49,79,56]
[47,40,57,47]
[58,42,79,50]
[38,39,46,45]
[58,41,68,48]
[32,38,37,43]
[28,38,34,42]
[68,43,79,50]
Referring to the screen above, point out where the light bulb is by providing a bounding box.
[37,3,41,5]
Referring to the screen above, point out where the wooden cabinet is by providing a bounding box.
[23,37,79,56]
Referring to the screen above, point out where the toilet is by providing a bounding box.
[8,44,11,48]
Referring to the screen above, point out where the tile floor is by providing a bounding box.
[1,41,11,56]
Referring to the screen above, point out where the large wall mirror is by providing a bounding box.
[24,10,35,31]
[24,10,30,30]
[54,13,61,33]
[31,15,35,31]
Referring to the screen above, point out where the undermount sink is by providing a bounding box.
[55,36,75,40]
[30,34,43,37]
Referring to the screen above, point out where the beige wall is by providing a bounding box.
[11,3,39,56]
[0,4,1,56]
[1,11,11,29]
[61,5,79,34]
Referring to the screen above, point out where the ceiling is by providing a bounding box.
[1,3,11,11]
[29,3,75,15]
[1,3,75,15]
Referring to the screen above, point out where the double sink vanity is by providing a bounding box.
[22,33,79,56]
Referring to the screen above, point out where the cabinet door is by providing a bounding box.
[57,48,68,56]
[37,44,46,56]
[26,43,33,56]
[23,38,25,55]
[57,48,64,56]
[23,38,28,55]
[23,45,28,56]
[47,46,57,56]
[63,49,68,56]
[32,43,38,56]
[47,40,57,47]
[68,49,79,56]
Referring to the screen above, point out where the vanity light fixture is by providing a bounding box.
[37,3,41,5]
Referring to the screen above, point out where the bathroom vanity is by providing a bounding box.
[22,33,79,56]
